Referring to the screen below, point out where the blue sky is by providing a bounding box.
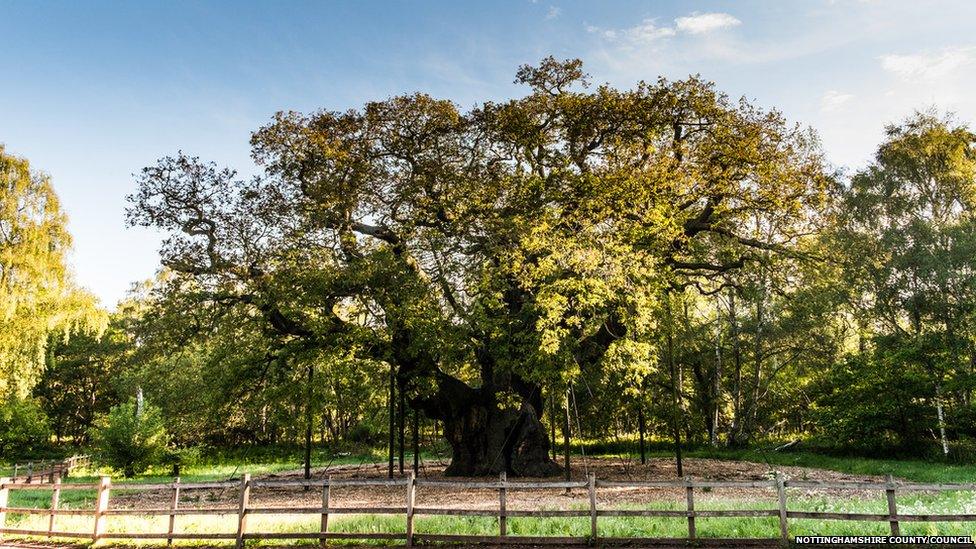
[2,0,975,307]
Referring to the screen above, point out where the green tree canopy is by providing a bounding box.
[0,145,104,397]
[832,111,976,455]
[128,58,830,475]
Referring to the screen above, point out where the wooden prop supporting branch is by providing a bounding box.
[563,389,571,483]
[412,408,420,475]
[388,365,395,479]
[638,404,647,465]
[398,389,406,475]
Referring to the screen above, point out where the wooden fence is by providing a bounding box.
[6,455,89,485]
[1,472,975,546]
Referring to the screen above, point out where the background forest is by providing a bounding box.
[3,58,976,476]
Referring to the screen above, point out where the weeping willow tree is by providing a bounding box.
[0,144,104,397]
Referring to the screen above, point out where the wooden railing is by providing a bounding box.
[7,455,90,485]
[1,472,974,546]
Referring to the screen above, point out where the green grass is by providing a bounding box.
[675,447,976,484]
[572,436,976,484]
[4,495,976,546]
[3,448,418,511]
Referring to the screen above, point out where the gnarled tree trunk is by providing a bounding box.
[441,392,559,476]
[393,328,561,477]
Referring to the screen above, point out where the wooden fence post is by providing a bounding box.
[320,475,331,547]
[0,477,9,542]
[26,462,33,483]
[167,476,181,545]
[885,474,899,536]
[776,473,789,542]
[685,476,696,540]
[499,471,507,537]
[11,464,17,480]
[235,474,251,549]
[4,473,955,545]
[406,471,416,547]
[588,472,597,541]
[48,475,61,536]
[93,475,111,541]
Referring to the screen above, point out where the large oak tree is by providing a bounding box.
[128,58,828,475]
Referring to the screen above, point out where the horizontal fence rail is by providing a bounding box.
[1,472,975,545]
[5,455,89,485]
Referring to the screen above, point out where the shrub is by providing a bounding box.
[90,398,168,477]
[813,351,935,457]
[0,397,51,457]
[933,437,976,464]
[345,422,383,445]
[162,445,203,476]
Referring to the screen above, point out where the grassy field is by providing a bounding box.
[657,448,976,484]
[4,447,394,511]
[4,446,976,544]
[574,437,976,484]
[3,498,975,544]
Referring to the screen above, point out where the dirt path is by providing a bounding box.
[111,456,888,511]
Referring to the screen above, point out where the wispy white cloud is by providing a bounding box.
[546,6,561,20]
[880,46,976,80]
[586,12,742,58]
[587,11,857,71]
[587,18,675,46]
[821,90,854,112]
[675,12,741,34]
[587,12,740,48]
[580,2,976,174]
